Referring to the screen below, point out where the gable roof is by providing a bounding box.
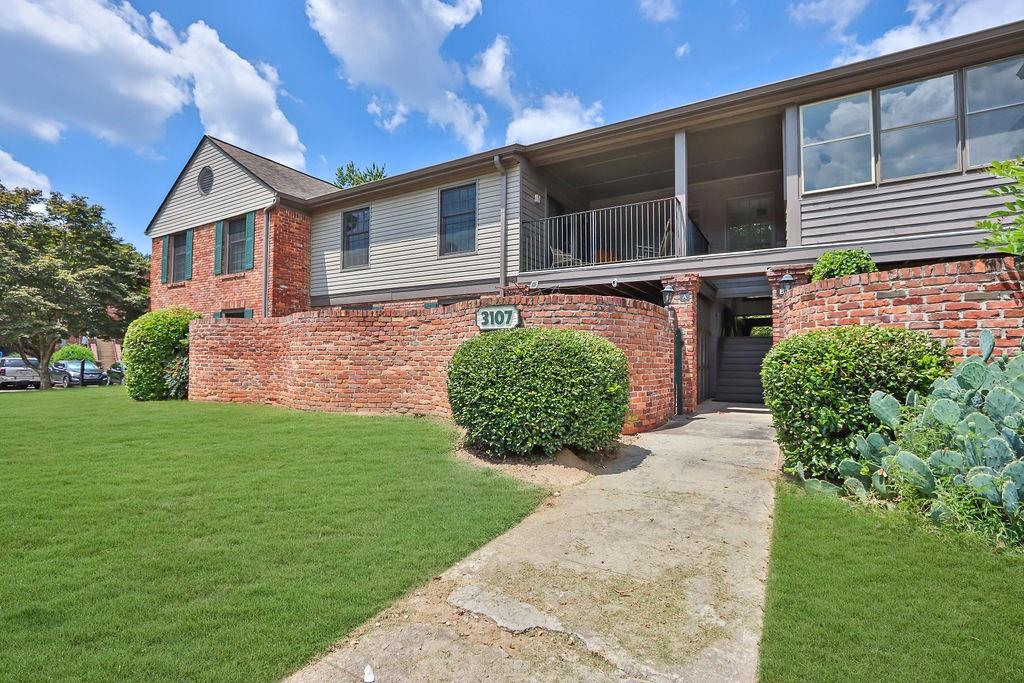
[206,137,337,200]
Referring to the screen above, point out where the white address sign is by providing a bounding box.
[476,305,520,330]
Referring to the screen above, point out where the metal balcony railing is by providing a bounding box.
[519,197,711,272]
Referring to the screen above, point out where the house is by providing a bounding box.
[149,22,1024,409]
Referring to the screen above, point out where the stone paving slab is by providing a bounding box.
[286,402,779,682]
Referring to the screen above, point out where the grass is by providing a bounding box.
[761,482,1024,682]
[0,387,546,682]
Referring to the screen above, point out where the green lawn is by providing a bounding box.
[0,387,545,682]
[761,483,1024,682]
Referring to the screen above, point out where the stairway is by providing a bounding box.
[92,338,120,370]
[714,337,772,404]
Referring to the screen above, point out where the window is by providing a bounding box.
[343,207,370,269]
[965,55,1024,167]
[879,74,959,180]
[725,195,775,252]
[217,308,251,319]
[169,232,188,282]
[800,92,874,193]
[439,183,476,256]
[224,217,247,274]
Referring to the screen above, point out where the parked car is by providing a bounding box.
[50,360,108,387]
[106,362,125,385]
[0,356,42,389]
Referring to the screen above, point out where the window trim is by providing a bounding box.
[341,206,371,271]
[437,181,478,258]
[168,231,188,283]
[799,90,876,195]
[963,53,1024,170]
[876,70,962,184]
[222,215,248,275]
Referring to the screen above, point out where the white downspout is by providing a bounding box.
[493,155,508,290]
[262,197,278,317]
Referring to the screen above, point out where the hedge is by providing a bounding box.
[122,307,200,401]
[761,326,950,477]
[51,344,96,363]
[447,327,629,456]
[809,248,878,282]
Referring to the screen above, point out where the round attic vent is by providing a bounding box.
[197,166,214,195]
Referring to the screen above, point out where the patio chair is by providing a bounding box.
[549,246,586,268]
[636,219,674,260]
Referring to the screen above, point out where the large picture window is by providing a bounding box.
[879,74,958,180]
[343,207,370,269]
[965,55,1024,167]
[439,183,476,256]
[800,92,874,193]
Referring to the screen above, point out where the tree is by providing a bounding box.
[976,157,1024,256]
[0,184,149,388]
[334,160,386,189]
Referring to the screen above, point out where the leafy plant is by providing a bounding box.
[51,343,96,363]
[976,157,1024,256]
[799,330,1024,548]
[762,326,950,478]
[750,326,772,338]
[334,161,386,189]
[808,248,878,282]
[448,328,629,457]
[122,307,199,401]
[164,354,189,400]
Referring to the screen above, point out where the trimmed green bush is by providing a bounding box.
[123,307,200,401]
[762,326,950,477]
[51,344,95,363]
[809,248,878,282]
[448,328,629,456]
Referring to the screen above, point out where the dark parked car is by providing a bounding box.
[50,360,108,387]
[106,362,125,385]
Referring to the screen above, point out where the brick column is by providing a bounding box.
[663,273,701,414]
[766,264,812,343]
[268,205,313,316]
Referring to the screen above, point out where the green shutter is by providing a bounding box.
[214,220,224,275]
[183,229,193,280]
[160,236,169,284]
[212,311,223,319]
[244,211,255,270]
[243,308,253,319]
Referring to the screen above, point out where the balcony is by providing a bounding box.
[519,198,712,272]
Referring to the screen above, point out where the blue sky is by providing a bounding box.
[1,0,1022,253]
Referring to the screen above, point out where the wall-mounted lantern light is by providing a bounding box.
[779,273,795,294]
[661,283,676,306]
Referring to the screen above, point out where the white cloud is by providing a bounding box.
[674,42,691,58]
[506,93,604,145]
[176,22,305,168]
[468,35,519,112]
[837,0,1024,64]
[787,0,868,37]
[639,0,679,22]
[306,0,488,152]
[0,148,51,192]
[0,1,305,167]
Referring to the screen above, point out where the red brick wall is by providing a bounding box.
[775,257,1024,356]
[149,205,311,318]
[189,294,676,434]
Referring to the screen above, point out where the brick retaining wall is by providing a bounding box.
[775,257,1024,356]
[189,294,676,433]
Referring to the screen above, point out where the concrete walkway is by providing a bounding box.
[287,402,779,682]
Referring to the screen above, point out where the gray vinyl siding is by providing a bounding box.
[800,171,1006,246]
[518,163,546,272]
[310,167,520,298]
[149,139,275,238]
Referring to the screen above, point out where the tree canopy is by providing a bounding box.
[0,184,149,387]
[334,161,386,189]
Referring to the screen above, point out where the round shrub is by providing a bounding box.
[761,326,950,478]
[51,344,95,363]
[448,328,629,457]
[123,306,200,401]
[809,248,878,282]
